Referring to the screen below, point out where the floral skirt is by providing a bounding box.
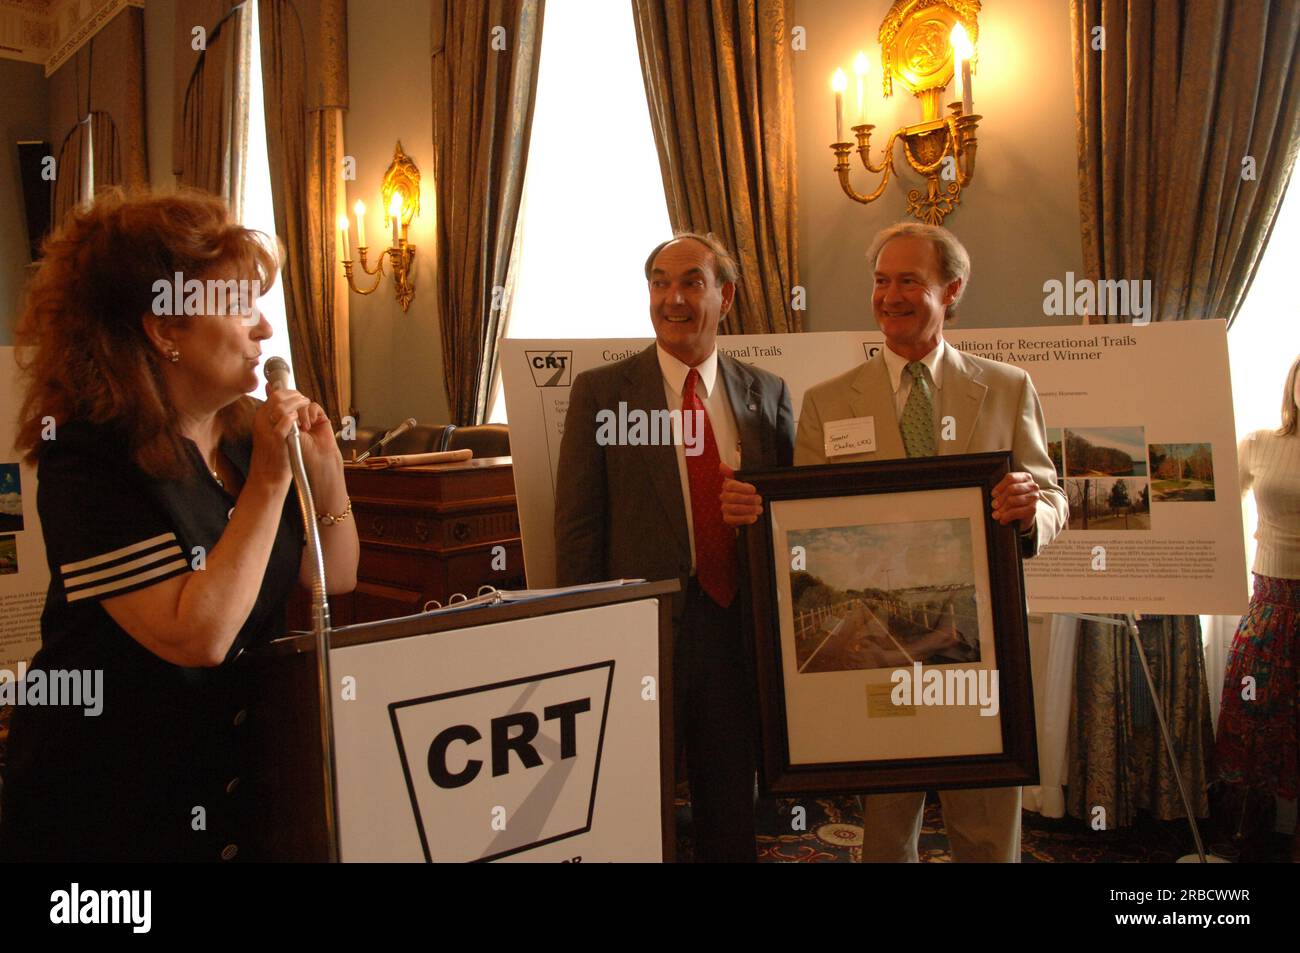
[1214,574,1300,798]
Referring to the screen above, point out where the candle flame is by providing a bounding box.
[831,67,847,92]
[853,52,868,75]
[336,214,349,231]
[950,23,974,60]
[389,194,403,219]
[353,199,366,217]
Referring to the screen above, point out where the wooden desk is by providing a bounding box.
[286,456,526,628]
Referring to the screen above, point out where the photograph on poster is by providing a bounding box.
[788,519,981,674]
[0,463,23,532]
[0,534,17,575]
[1148,443,1216,501]
[1065,477,1151,530]
[1063,427,1148,477]
[1046,428,1064,476]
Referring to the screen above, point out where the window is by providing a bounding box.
[1224,169,1300,573]
[1202,164,1299,718]
[240,0,295,400]
[486,0,672,422]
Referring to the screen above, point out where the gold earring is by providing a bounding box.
[167,349,180,363]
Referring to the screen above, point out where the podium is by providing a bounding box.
[286,456,526,629]
[250,580,679,862]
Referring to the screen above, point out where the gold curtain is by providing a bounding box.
[178,3,250,208]
[431,0,546,426]
[258,0,350,423]
[1072,0,1300,326]
[48,7,148,226]
[1065,0,1300,824]
[1067,617,1215,825]
[631,0,801,335]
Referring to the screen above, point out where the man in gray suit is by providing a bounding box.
[555,233,794,862]
[722,222,1067,862]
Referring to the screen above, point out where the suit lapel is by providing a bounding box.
[937,343,988,455]
[624,346,690,556]
[719,354,762,467]
[852,356,907,459]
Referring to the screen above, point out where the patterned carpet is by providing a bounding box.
[675,792,1291,862]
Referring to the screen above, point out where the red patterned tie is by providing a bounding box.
[682,368,738,608]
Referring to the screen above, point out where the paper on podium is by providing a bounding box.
[349,448,473,469]
[422,578,647,615]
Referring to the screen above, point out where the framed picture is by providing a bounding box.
[738,451,1038,797]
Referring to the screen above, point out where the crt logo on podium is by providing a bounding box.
[388,661,614,862]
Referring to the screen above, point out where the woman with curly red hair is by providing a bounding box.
[0,189,357,861]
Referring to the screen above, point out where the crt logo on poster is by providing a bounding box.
[527,350,572,387]
[388,661,613,862]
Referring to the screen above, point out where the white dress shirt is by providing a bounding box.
[657,343,741,572]
[880,337,947,428]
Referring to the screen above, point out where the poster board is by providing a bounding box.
[0,347,48,670]
[501,323,1248,616]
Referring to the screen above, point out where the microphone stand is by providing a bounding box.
[285,423,341,863]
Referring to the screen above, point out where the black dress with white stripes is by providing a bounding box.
[0,419,303,861]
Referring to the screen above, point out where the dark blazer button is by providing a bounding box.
[221,844,239,861]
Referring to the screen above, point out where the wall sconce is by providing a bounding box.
[829,0,982,225]
[338,141,420,311]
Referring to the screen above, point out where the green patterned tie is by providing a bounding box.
[900,362,936,457]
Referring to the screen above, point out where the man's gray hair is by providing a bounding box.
[866,222,971,319]
[644,231,739,287]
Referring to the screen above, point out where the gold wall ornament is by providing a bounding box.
[339,141,419,311]
[380,141,421,232]
[830,0,982,225]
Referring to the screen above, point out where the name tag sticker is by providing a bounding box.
[824,416,876,457]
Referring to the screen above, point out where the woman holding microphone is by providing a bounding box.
[0,190,358,861]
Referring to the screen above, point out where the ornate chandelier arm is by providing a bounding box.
[343,257,386,295]
[833,141,896,205]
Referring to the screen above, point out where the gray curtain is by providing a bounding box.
[1072,0,1300,327]
[632,0,801,335]
[178,2,250,209]
[1066,0,1300,824]
[48,7,148,225]
[431,0,546,426]
[258,0,350,423]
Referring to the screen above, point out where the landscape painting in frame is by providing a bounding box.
[768,485,1003,767]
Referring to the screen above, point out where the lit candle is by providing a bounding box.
[353,199,366,248]
[831,67,847,142]
[853,52,869,126]
[336,214,350,260]
[951,24,974,114]
[389,194,402,247]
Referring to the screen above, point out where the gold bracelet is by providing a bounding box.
[316,499,352,526]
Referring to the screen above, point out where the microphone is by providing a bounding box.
[353,417,417,463]
[263,357,299,437]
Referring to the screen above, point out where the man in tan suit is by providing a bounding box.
[722,222,1067,862]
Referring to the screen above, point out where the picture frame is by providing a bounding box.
[738,451,1038,797]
